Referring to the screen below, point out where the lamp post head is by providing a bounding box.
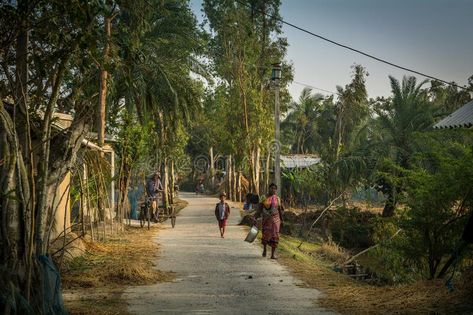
[271,63,282,81]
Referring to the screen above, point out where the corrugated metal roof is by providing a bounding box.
[434,100,473,129]
[281,154,321,169]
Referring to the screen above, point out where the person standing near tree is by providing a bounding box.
[214,192,230,238]
[254,183,284,259]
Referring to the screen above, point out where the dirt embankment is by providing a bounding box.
[239,203,473,314]
[275,228,473,314]
[62,200,188,315]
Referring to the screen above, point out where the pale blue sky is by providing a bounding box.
[190,0,473,99]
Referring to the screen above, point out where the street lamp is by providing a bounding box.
[271,63,282,81]
[272,63,281,196]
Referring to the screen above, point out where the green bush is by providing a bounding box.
[330,206,376,249]
[372,137,473,281]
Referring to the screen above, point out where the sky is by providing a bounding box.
[190,0,473,100]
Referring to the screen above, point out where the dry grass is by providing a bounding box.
[277,235,473,315]
[62,226,173,315]
[349,200,384,215]
[62,199,188,315]
[314,239,350,264]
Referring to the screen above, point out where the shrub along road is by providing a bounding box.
[124,192,335,314]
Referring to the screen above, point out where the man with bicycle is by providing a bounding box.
[146,171,163,222]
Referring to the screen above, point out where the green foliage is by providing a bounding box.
[116,111,151,167]
[330,206,376,249]
[282,167,323,205]
[281,88,325,154]
[371,218,418,283]
[280,65,370,202]
[373,135,473,280]
[199,0,292,169]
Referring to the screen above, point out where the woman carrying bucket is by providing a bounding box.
[253,183,284,259]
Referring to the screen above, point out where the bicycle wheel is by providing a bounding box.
[139,212,144,228]
[157,207,164,223]
[139,205,145,228]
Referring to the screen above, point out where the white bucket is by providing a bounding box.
[244,225,259,243]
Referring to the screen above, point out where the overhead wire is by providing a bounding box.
[234,0,467,90]
[141,0,466,96]
[292,81,339,96]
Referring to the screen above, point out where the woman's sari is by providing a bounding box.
[261,195,282,248]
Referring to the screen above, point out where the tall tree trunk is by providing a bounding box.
[83,164,94,241]
[98,8,111,149]
[79,166,86,236]
[162,159,169,210]
[382,192,396,217]
[96,8,111,235]
[232,162,237,201]
[170,160,175,205]
[237,171,242,202]
[253,143,260,194]
[227,155,232,200]
[0,104,27,292]
[209,146,215,189]
[117,153,131,230]
[14,0,35,301]
[263,150,271,194]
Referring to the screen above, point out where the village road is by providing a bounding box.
[124,192,335,315]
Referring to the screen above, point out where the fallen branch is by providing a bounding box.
[297,193,343,249]
[343,228,402,265]
[306,193,343,238]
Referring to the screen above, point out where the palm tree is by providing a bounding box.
[109,0,206,225]
[282,88,324,154]
[373,75,434,217]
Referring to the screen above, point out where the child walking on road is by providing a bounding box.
[215,192,230,238]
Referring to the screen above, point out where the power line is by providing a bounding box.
[235,0,467,90]
[292,80,340,96]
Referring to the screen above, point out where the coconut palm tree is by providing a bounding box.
[282,87,324,154]
[110,0,206,221]
[373,75,434,217]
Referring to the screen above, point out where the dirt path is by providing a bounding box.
[124,192,335,314]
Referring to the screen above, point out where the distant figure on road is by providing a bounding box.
[196,179,204,194]
[214,192,230,238]
[146,171,163,222]
[254,183,284,259]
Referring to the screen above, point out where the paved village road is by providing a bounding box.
[124,192,335,315]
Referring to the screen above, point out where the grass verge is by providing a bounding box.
[276,235,473,315]
[62,199,188,315]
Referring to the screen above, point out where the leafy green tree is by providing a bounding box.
[281,88,324,154]
[374,133,473,280]
[332,65,369,161]
[0,0,204,312]
[373,75,434,217]
[108,0,205,209]
[429,77,473,114]
[1,1,105,312]
[202,0,292,194]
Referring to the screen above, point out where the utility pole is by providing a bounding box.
[272,63,282,196]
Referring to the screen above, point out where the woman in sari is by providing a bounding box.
[254,183,284,259]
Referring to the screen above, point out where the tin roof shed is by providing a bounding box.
[280,154,321,169]
[434,100,473,129]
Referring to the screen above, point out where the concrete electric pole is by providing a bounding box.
[272,63,282,196]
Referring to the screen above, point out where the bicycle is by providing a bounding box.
[156,204,177,228]
[139,197,154,230]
